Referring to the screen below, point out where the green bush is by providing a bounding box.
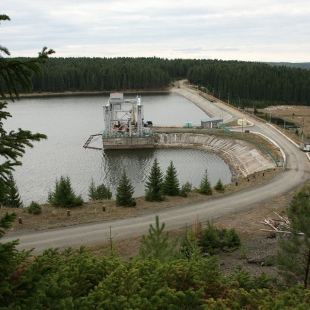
[88,179,112,200]
[214,179,225,192]
[199,222,241,255]
[199,221,221,255]
[27,201,42,215]
[95,184,112,199]
[179,182,192,197]
[239,245,249,259]
[220,228,241,251]
[265,256,275,266]
[48,176,84,208]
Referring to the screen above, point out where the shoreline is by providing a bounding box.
[18,88,172,99]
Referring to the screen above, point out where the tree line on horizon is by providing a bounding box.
[24,57,310,107]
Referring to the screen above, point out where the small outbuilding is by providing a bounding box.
[201,117,223,129]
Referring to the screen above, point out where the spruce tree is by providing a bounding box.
[162,161,180,196]
[139,216,176,262]
[116,170,136,207]
[0,15,54,204]
[198,169,212,195]
[199,221,221,255]
[48,176,84,207]
[88,178,97,200]
[277,184,310,288]
[178,228,202,261]
[214,178,225,192]
[145,158,164,201]
[0,212,20,306]
[0,14,53,303]
[1,172,23,208]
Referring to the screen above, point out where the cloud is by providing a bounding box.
[2,0,310,61]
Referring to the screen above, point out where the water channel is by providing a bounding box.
[5,92,232,205]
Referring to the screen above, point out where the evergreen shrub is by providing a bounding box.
[163,161,180,196]
[179,182,192,197]
[48,176,84,208]
[214,179,225,192]
[88,179,112,200]
[116,171,136,207]
[199,221,241,254]
[145,158,164,202]
[27,201,42,215]
[0,173,23,208]
[198,169,212,195]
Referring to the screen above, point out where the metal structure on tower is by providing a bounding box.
[83,93,154,150]
[103,93,147,138]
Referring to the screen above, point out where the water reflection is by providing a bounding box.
[98,148,231,198]
[101,149,155,190]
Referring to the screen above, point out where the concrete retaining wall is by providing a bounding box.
[155,133,275,178]
[103,136,155,149]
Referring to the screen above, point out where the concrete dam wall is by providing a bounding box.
[155,133,275,179]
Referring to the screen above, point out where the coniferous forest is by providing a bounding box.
[27,57,310,108]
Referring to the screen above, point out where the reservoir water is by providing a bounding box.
[5,92,232,206]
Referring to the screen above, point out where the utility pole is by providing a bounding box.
[301,118,304,143]
[298,117,304,143]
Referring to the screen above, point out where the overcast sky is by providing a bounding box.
[2,0,310,62]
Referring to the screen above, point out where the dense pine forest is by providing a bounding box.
[29,57,310,108]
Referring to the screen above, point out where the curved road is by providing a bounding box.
[3,88,310,255]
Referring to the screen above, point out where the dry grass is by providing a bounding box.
[232,132,282,162]
[259,105,310,144]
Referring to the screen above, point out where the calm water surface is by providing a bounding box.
[5,93,232,205]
